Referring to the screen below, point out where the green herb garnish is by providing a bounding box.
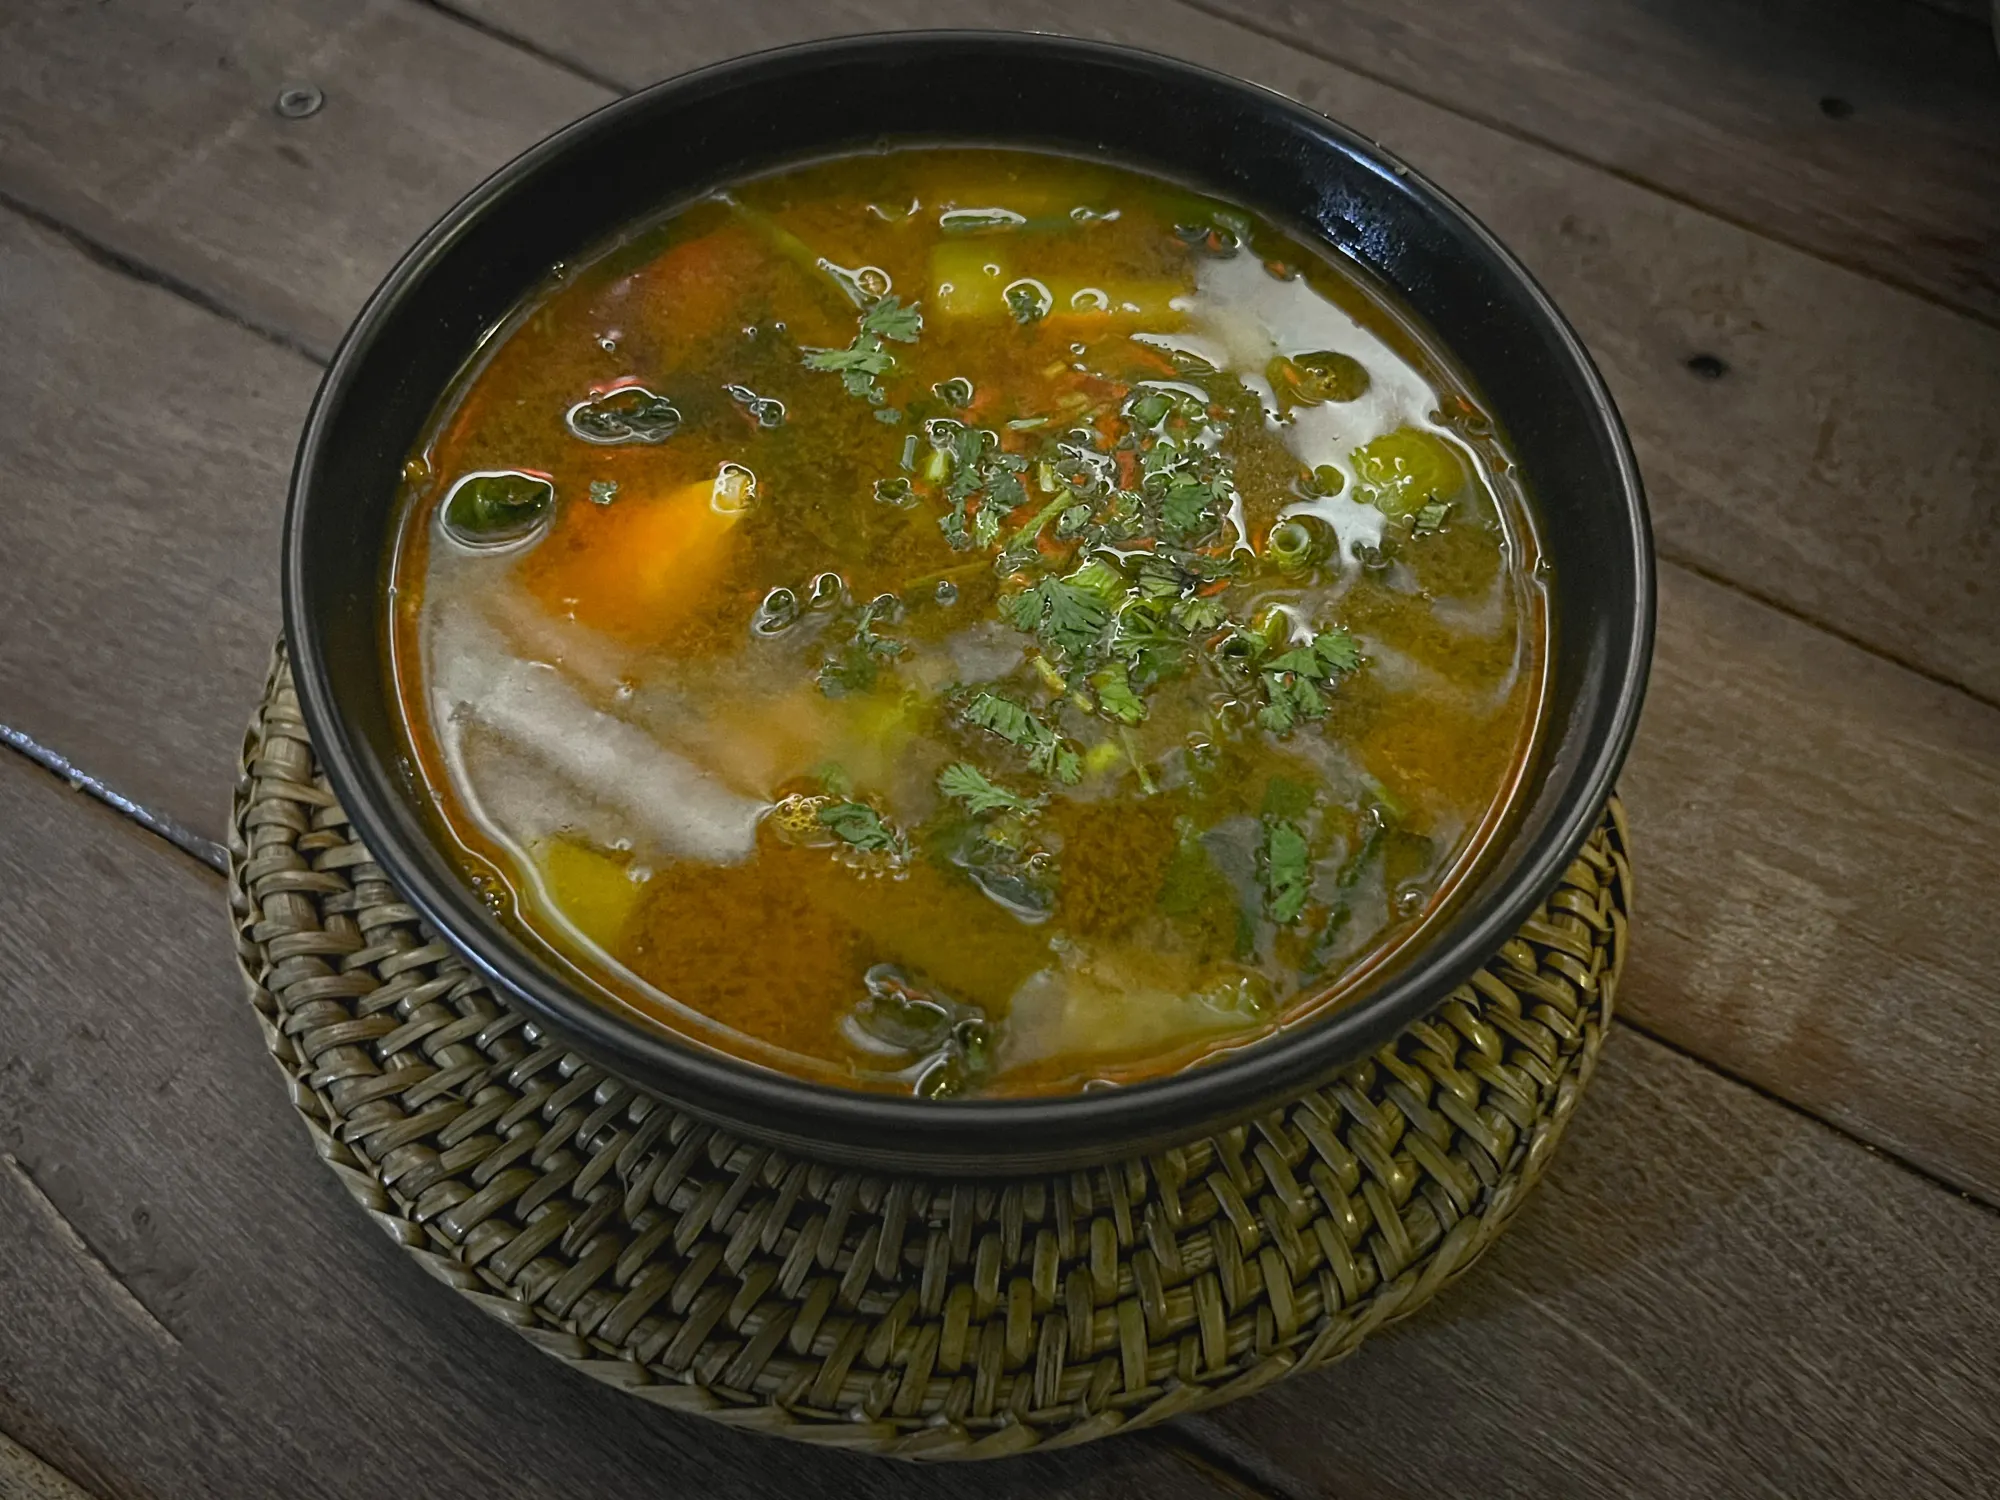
[801,294,922,405]
[961,691,1083,785]
[1260,819,1313,924]
[818,800,910,860]
[937,763,1037,816]
[1255,629,1361,733]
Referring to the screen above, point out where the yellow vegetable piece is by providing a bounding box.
[534,838,647,950]
[1349,427,1466,518]
[522,471,748,640]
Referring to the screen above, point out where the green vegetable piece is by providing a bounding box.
[588,479,619,506]
[1260,819,1313,924]
[938,763,1036,816]
[1350,427,1465,518]
[1292,350,1371,403]
[802,295,919,406]
[565,386,681,444]
[1160,474,1219,539]
[1041,578,1111,657]
[874,477,916,507]
[441,471,554,547]
[1310,628,1361,674]
[1266,517,1326,572]
[933,376,976,407]
[1412,499,1452,535]
[803,343,895,377]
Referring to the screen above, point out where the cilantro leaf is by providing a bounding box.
[818,800,910,861]
[1089,664,1147,724]
[803,341,893,375]
[938,763,1036,816]
[1160,474,1218,538]
[961,691,1039,747]
[1260,819,1313,924]
[860,295,923,343]
[960,692,1083,786]
[1039,578,1110,657]
[1311,628,1362,674]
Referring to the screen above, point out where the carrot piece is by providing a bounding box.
[521,474,747,641]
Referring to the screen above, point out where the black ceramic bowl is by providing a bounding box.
[284,31,1652,1174]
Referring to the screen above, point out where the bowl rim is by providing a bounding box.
[284,28,1654,1171]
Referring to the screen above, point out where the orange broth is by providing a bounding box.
[387,147,1547,1097]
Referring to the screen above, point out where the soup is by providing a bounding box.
[387,147,1547,1098]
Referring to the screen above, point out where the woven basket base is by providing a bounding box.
[228,647,1629,1460]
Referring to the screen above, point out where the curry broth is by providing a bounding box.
[388,147,1547,1096]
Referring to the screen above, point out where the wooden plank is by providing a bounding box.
[0,208,313,843]
[0,757,1242,1500]
[1619,567,2000,1203]
[1182,1029,2000,1499]
[0,1433,98,1500]
[6,758,1997,1498]
[449,0,2000,703]
[1199,0,2000,326]
[0,0,609,358]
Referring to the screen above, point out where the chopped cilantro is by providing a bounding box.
[1260,819,1313,924]
[1089,664,1147,725]
[1010,576,1110,661]
[1160,474,1219,538]
[860,295,923,343]
[1255,629,1361,732]
[937,763,1037,816]
[961,691,1083,785]
[803,344,894,377]
[818,800,910,860]
[802,295,919,405]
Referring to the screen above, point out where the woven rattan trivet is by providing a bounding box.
[228,646,1629,1459]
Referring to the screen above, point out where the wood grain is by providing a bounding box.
[0,757,1241,1500]
[4,756,1996,1498]
[1197,0,2000,325]
[452,0,2000,703]
[0,0,608,359]
[0,210,312,843]
[1620,566,2000,1204]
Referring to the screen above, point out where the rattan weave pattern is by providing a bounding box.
[228,647,1629,1459]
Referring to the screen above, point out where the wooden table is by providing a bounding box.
[1,2,1995,1495]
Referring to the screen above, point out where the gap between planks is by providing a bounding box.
[1,1154,183,1349]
